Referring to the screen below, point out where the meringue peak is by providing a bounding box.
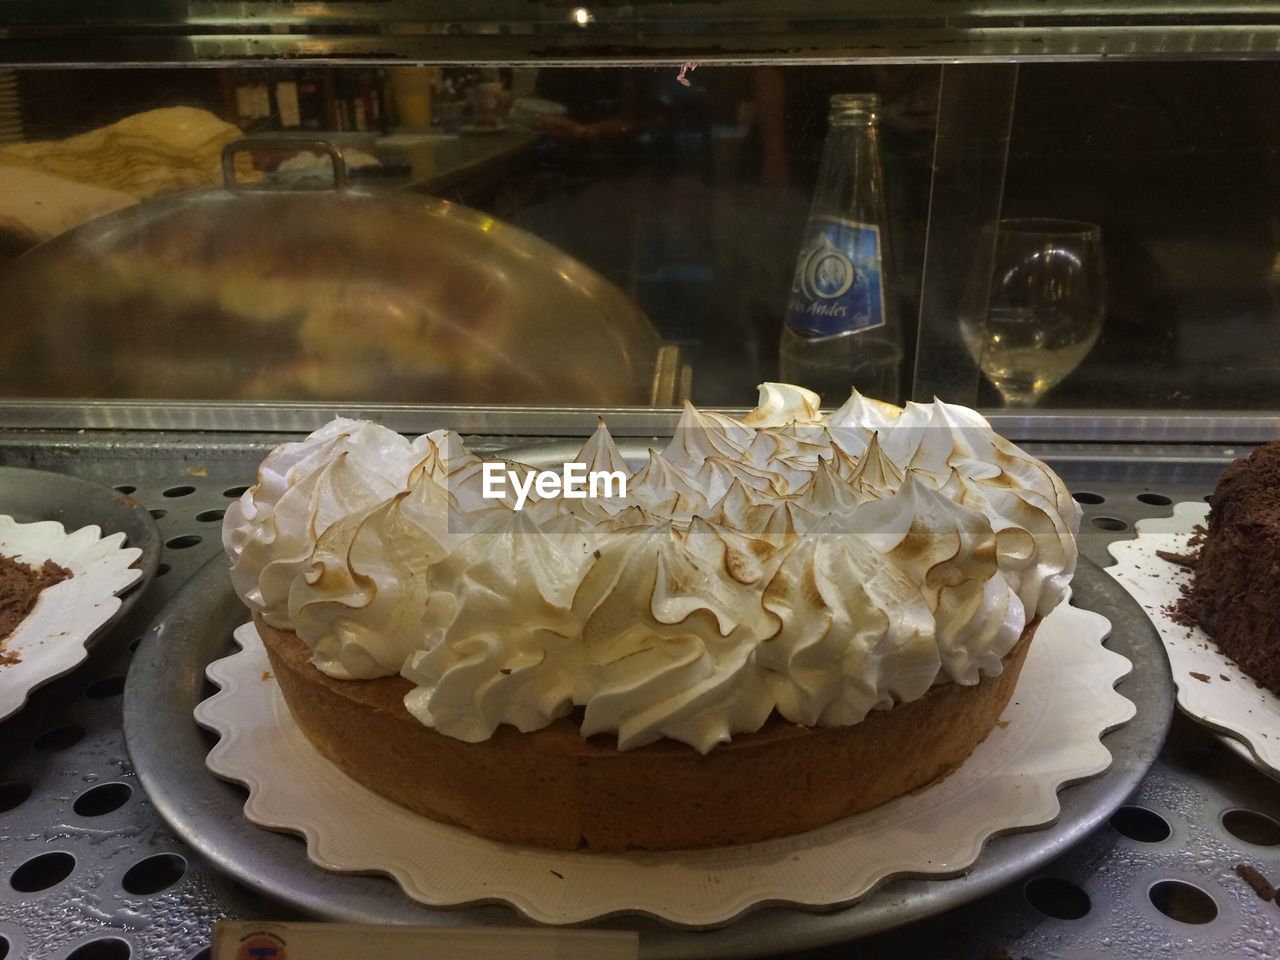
[574,417,630,479]
[741,382,823,428]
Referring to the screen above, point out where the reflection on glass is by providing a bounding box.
[0,64,942,406]
[960,218,1105,407]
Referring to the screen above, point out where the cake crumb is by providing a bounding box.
[1156,549,1197,569]
[1236,863,1275,901]
[1220,674,1231,681]
[996,719,1010,729]
[1190,671,1211,683]
[261,670,273,681]
[1166,599,1195,627]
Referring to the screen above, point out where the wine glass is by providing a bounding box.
[959,219,1105,407]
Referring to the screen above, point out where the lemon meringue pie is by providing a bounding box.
[224,384,1080,850]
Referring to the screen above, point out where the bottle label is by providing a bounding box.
[785,216,885,338]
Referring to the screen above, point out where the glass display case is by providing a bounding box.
[1,6,1278,960]
[3,4,1280,423]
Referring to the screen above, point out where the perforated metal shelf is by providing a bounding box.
[1,434,1278,960]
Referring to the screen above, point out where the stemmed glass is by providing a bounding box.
[960,219,1105,407]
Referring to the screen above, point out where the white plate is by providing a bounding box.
[1108,501,1280,778]
[195,600,1133,927]
[0,516,143,720]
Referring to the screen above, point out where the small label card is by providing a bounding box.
[212,921,639,960]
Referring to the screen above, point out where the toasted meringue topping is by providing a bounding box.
[225,382,1080,753]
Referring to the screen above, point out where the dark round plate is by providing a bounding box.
[125,552,1172,959]
[0,465,161,713]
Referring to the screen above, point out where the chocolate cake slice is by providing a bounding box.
[0,554,72,664]
[1178,441,1280,695]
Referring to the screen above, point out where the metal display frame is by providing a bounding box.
[4,3,1280,953]
[7,3,1280,65]
[0,403,1277,442]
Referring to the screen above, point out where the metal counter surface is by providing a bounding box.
[376,128,538,195]
[0,431,1278,960]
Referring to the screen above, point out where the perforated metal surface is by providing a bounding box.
[1,437,1278,960]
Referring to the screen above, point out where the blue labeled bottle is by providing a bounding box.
[780,93,902,404]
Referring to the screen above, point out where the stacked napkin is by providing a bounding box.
[0,106,242,199]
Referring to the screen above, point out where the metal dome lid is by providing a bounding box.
[0,140,666,407]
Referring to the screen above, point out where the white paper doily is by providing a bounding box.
[0,516,143,720]
[196,599,1132,928]
[1108,500,1280,778]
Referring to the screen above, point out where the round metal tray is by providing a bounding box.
[0,464,162,634]
[124,554,1172,959]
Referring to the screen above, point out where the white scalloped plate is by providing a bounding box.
[195,599,1132,928]
[1108,501,1280,778]
[0,516,143,720]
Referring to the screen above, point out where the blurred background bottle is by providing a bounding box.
[388,67,437,130]
[779,92,903,404]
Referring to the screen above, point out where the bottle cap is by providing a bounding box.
[828,93,880,124]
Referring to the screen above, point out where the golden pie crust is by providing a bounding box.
[256,614,1038,852]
